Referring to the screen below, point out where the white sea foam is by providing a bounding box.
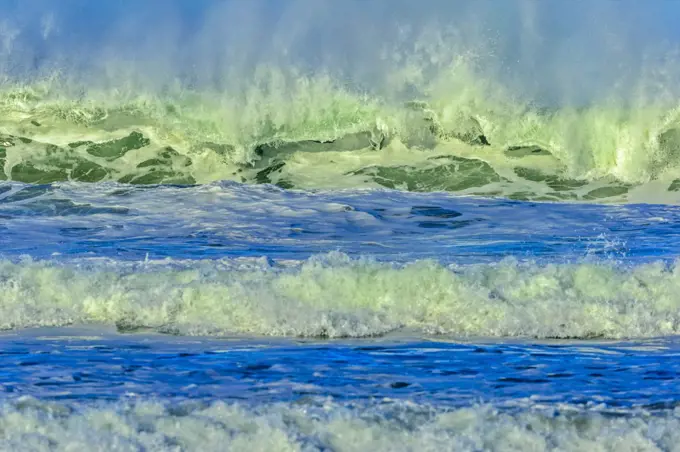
[0,397,677,452]
[2,253,680,339]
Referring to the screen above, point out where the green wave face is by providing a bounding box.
[1,131,195,185]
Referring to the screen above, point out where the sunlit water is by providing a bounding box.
[1,181,680,450]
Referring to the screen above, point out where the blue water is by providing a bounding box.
[2,181,678,262]
[2,332,680,410]
[1,181,680,450]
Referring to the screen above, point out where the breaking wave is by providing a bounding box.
[2,1,680,202]
[2,252,680,339]
[2,62,680,203]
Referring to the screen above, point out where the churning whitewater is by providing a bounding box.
[2,253,680,339]
[1,398,678,451]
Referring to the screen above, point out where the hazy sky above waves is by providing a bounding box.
[1,0,679,104]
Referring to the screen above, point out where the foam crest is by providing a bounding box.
[2,253,680,339]
[0,398,678,451]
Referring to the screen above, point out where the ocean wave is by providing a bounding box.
[2,69,680,204]
[2,2,680,203]
[2,253,680,339]
[0,397,677,451]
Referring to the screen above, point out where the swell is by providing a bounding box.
[3,253,680,339]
